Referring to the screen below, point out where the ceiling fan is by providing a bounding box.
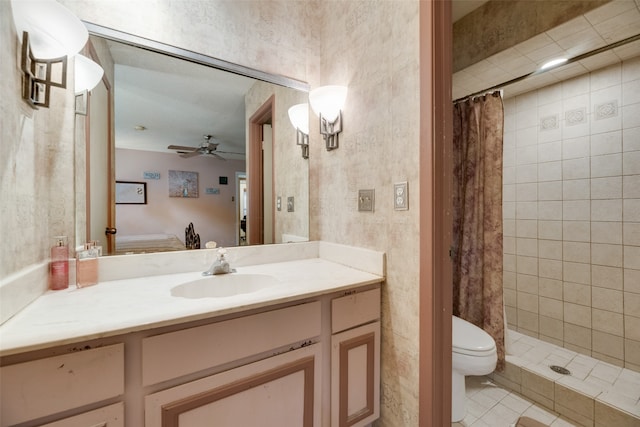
[168,135,243,161]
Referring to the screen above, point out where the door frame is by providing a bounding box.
[419,0,453,425]
[84,41,115,254]
[247,95,274,245]
[235,172,247,246]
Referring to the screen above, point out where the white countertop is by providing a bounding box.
[0,256,383,357]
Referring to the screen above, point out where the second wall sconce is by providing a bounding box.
[309,85,347,151]
[12,0,91,108]
[287,103,309,159]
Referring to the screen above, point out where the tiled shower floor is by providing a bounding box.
[452,330,640,426]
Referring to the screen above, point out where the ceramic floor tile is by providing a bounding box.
[550,416,580,426]
[479,402,521,427]
[597,390,640,417]
[613,369,640,399]
[501,393,534,414]
[590,361,623,383]
[455,376,573,427]
[522,404,562,425]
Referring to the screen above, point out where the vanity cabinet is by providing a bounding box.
[143,301,322,426]
[145,344,320,427]
[1,285,381,427]
[331,289,381,427]
[0,344,124,426]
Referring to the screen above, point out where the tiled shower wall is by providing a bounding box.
[502,55,640,372]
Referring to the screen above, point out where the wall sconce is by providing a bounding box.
[287,103,309,159]
[74,54,103,93]
[12,0,89,108]
[309,85,347,151]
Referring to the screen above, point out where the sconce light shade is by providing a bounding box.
[309,85,347,151]
[309,85,347,123]
[11,0,88,59]
[74,54,103,93]
[288,103,309,135]
[288,103,309,159]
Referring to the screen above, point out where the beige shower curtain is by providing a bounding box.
[452,91,505,370]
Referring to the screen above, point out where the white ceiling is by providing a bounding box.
[452,0,640,100]
[105,39,255,159]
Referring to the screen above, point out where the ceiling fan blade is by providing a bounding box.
[216,150,245,155]
[210,152,226,161]
[179,150,201,158]
[168,145,198,151]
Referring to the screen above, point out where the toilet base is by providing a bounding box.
[452,370,465,422]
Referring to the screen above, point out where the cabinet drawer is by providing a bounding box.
[332,288,380,333]
[0,344,124,426]
[142,301,321,386]
[145,344,321,427]
[37,402,124,427]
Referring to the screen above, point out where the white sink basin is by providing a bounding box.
[171,274,279,299]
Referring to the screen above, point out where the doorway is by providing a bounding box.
[85,44,115,254]
[236,173,247,245]
[247,95,275,245]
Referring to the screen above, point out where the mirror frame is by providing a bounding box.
[84,22,309,92]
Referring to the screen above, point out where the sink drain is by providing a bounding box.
[550,365,571,375]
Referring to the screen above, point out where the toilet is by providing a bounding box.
[452,315,497,422]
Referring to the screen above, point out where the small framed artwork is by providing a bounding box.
[116,181,147,204]
[219,176,228,185]
[169,170,199,198]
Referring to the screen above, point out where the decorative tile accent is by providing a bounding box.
[595,100,619,120]
[565,108,586,126]
[540,114,559,131]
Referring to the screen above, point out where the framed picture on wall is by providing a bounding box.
[116,181,147,204]
[169,170,199,198]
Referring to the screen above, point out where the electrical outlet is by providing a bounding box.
[394,182,408,210]
[277,196,282,211]
[358,189,375,212]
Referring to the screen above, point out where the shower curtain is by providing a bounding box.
[452,91,505,370]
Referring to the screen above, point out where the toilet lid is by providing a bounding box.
[452,316,496,355]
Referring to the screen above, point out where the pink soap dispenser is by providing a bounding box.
[49,236,69,290]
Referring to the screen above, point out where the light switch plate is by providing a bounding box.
[277,196,282,211]
[287,196,294,212]
[358,189,375,212]
[394,182,408,210]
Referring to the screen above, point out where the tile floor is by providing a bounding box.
[453,330,640,426]
[452,376,579,427]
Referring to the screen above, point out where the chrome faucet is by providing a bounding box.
[203,248,232,276]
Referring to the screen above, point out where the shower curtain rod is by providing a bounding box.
[453,32,640,104]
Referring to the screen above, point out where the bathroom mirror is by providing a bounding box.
[77,23,310,255]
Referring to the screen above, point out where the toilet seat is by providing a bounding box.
[452,315,496,357]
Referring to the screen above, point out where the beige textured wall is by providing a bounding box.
[245,81,309,243]
[2,1,422,425]
[313,2,421,425]
[0,0,77,280]
[59,0,317,84]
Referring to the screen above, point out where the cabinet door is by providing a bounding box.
[37,403,124,427]
[331,322,380,427]
[145,344,321,427]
